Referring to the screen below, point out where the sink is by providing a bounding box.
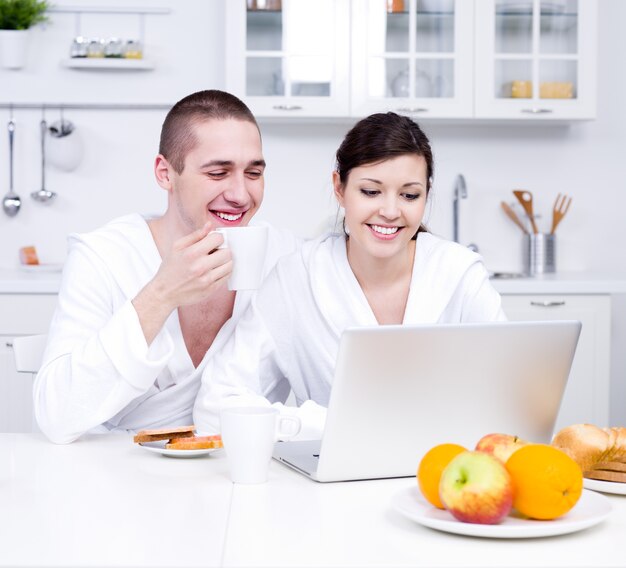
[489,272,527,279]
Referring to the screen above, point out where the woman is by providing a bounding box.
[193,112,505,438]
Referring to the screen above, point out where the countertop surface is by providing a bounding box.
[2,266,626,295]
[0,266,63,294]
[0,433,623,568]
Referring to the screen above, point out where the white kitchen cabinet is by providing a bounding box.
[474,0,598,120]
[225,0,351,118]
[227,0,597,121]
[501,294,610,433]
[351,0,474,119]
[0,294,57,433]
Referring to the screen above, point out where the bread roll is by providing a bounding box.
[551,424,611,472]
[610,427,626,462]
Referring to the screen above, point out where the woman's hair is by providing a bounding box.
[335,112,434,237]
[159,90,259,174]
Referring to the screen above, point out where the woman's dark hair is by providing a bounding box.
[159,90,259,174]
[335,112,434,237]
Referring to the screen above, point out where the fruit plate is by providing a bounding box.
[391,487,611,538]
[584,477,626,496]
[138,440,222,459]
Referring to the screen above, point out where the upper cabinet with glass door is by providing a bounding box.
[225,0,350,117]
[351,0,474,119]
[474,0,597,119]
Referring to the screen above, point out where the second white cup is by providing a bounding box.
[220,407,301,484]
[215,225,268,291]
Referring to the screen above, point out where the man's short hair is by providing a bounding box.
[159,90,259,174]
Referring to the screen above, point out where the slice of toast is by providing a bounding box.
[584,470,626,483]
[166,435,223,450]
[591,461,626,473]
[133,425,195,444]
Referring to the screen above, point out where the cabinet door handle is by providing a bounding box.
[530,301,566,307]
[272,105,303,111]
[521,108,554,115]
[396,107,428,113]
[5,341,13,348]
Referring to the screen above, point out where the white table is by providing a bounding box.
[0,434,624,567]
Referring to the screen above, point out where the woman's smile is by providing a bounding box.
[368,224,402,239]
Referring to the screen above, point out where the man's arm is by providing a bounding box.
[133,223,232,345]
[34,223,233,444]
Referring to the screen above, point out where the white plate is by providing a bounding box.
[19,263,64,273]
[138,440,221,459]
[584,477,626,496]
[392,487,611,539]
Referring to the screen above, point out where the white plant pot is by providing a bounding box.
[0,29,30,69]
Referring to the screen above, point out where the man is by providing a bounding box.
[34,90,298,444]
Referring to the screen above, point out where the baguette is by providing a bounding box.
[133,425,195,444]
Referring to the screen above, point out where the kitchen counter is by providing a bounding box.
[490,271,626,295]
[2,267,626,295]
[0,433,623,568]
[0,267,62,294]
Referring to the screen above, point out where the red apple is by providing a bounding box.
[439,451,514,524]
[475,433,528,463]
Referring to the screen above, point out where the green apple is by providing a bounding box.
[439,451,514,524]
[475,433,529,463]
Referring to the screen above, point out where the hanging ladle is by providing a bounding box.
[2,118,21,217]
[31,118,56,203]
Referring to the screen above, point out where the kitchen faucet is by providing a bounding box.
[452,174,467,243]
[452,174,479,252]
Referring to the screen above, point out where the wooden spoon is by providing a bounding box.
[550,193,572,234]
[500,201,528,234]
[513,189,538,234]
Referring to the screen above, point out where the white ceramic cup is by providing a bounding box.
[220,407,301,484]
[215,226,268,291]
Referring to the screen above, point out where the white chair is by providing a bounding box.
[13,334,47,432]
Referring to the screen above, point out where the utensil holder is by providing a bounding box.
[523,234,556,276]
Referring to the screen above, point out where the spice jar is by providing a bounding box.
[104,38,124,58]
[86,39,105,58]
[69,36,88,58]
[123,39,143,59]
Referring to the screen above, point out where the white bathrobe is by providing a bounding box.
[193,231,506,439]
[34,214,298,444]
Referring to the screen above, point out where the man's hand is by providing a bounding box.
[133,222,233,345]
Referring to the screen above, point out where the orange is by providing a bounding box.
[417,443,466,509]
[505,444,583,520]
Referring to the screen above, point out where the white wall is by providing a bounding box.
[1,1,624,422]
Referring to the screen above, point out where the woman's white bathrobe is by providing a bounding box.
[34,214,298,444]
[193,232,506,439]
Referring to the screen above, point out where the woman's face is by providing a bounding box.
[333,154,428,262]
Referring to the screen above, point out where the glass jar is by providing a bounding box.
[123,39,143,59]
[247,0,282,10]
[86,39,105,58]
[104,38,124,58]
[69,36,88,58]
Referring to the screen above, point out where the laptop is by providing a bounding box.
[273,320,581,483]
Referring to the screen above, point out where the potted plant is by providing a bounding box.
[0,0,50,69]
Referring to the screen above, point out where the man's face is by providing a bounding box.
[160,118,265,233]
